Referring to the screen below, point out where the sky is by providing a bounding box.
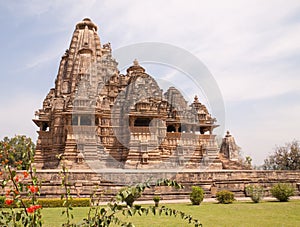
[0,0,300,165]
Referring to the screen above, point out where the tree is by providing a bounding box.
[263,140,300,170]
[0,135,36,170]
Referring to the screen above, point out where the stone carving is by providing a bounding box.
[33,18,226,170]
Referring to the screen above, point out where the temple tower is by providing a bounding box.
[33,18,221,170]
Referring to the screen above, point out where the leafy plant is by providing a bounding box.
[153,196,161,202]
[1,135,203,226]
[118,186,142,207]
[190,186,204,205]
[245,185,264,203]
[83,179,202,226]
[153,196,161,207]
[0,135,42,226]
[216,190,235,204]
[57,154,76,226]
[270,183,294,202]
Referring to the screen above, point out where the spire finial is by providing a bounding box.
[133,59,139,66]
[226,130,231,137]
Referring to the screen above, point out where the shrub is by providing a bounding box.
[216,190,235,204]
[38,198,90,207]
[270,183,294,202]
[190,186,204,205]
[153,196,161,202]
[245,185,264,203]
[0,198,91,208]
[153,196,161,207]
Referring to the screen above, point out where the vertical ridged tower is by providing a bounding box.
[33,18,119,168]
[33,18,221,170]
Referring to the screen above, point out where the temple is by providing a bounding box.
[33,18,235,170]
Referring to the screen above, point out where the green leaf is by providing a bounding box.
[15,212,22,221]
[151,206,156,215]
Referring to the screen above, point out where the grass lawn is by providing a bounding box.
[41,200,300,227]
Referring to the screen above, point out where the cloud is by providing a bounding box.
[1,0,300,165]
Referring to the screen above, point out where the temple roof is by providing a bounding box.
[76,18,98,31]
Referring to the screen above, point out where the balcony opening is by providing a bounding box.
[134,118,151,127]
[167,125,176,132]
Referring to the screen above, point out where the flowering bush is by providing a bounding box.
[0,136,42,226]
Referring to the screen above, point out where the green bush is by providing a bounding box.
[1,197,91,208]
[153,196,161,202]
[216,190,235,204]
[270,183,295,202]
[190,186,204,205]
[38,198,90,207]
[245,185,264,203]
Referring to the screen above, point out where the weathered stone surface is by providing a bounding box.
[11,170,296,200]
[33,18,222,170]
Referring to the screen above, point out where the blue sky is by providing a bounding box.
[0,0,300,165]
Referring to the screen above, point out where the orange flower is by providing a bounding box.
[5,199,13,206]
[28,185,39,193]
[14,190,19,195]
[0,171,2,176]
[23,171,29,178]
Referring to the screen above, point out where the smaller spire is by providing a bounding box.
[194,95,199,103]
[126,59,145,73]
[133,59,139,66]
[226,130,231,137]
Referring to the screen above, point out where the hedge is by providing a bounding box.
[1,197,91,208]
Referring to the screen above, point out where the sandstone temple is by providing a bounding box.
[33,18,239,170]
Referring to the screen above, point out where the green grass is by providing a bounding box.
[40,200,300,226]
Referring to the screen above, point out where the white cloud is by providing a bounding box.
[1,0,300,165]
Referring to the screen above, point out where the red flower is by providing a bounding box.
[23,171,29,178]
[34,205,42,209]
[26,205,42,213]
[5,199,13,206]
[26,207,34,213]
[14,176,19,182]
[28,185,39,193]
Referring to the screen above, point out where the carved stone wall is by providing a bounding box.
[11,170,298,200]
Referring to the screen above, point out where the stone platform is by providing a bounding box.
[34,169,300,200]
